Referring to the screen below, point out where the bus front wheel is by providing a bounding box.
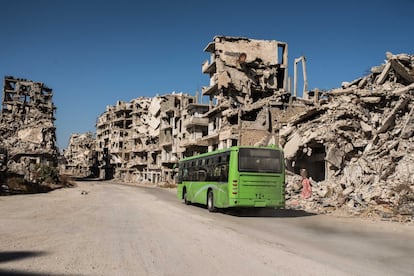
[207,190,216,212]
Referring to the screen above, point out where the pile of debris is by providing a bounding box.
[283,52,414,222]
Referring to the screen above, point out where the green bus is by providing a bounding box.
[176,146,285,212]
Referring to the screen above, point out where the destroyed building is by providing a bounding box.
[0,76,58,188]
[61,132,98,178]
[60,35,413,221]
[201,36,303,149]
[96,100,133,180]
[94,93,201,184]
[67,36,305,185]
[158,93,207,183]
[283,52,414,221]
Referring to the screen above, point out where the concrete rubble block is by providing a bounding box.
[376,61,392,85]
[283,131,303,160]
[17,127,43,144]
[148,97,161,116]
[325,146,344,169]
[390,58,414,84]
[342,186,354,197]
[360,96,382,104]
[377,96,410,133]
[148,116,160,130]
[217,71,231,89]
[393,80,414,96]
[400,105,414,138]
[360,121,373,133]
[316,185,332,198]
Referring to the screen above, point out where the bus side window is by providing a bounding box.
[182,163,188,181]
[221,164,229,181]
[206,158,213,182]
[198,168,207,181]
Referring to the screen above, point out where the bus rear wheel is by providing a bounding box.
[207,190,216,212]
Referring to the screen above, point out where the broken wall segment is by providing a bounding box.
[202,36,288,100]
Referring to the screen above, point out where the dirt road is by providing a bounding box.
[1,181,413,276]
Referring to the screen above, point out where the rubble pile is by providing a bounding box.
[283,52,414,221]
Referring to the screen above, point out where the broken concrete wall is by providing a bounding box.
[283,52,414,221]
[203,36,288,96]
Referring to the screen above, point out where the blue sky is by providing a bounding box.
[1,0,413,149]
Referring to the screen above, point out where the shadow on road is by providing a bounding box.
[223,208,317,218]
[0,251,47,264]
[0,269,64,276]
[0,251,63,276]
[186,203,317,217]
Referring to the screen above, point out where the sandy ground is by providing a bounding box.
[0,181,413,276]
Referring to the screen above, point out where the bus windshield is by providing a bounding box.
[238,148,282,173]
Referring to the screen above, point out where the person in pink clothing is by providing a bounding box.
[300,168,312,199]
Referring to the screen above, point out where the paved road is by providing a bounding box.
[0,181,413,275]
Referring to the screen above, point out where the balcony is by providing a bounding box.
[160,123,172,130]
[128,159,147,167]
[148,163,160,170]
[202,83,218,96]
[202,60,216,74]
[183,117,208,128]
[160,140,173,147]
[180,138,209,147]
[201,132,219,141]
[161,157,178,165]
